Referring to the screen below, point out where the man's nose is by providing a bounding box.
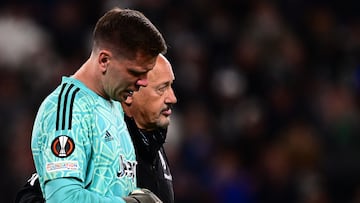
[165,88,177,104]
[136,75,148,87]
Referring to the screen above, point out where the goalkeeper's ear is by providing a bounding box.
[123,188,162,203]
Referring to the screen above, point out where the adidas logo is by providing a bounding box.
[104,130,114,142]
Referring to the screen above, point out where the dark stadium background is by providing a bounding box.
[1,0,360,202]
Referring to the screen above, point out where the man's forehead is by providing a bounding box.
[148,65,173,81]
[134,52,158,66]
[124,56,156,73]
[150,56,172,74]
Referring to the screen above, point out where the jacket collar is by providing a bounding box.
[125,115,167,162]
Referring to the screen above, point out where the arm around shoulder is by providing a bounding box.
[44,178,126,203]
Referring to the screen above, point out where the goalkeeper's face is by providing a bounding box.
[124,54,177,130]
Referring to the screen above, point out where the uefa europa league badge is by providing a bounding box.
[51,135,75,158]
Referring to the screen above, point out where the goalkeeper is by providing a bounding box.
[18,7,168,203]
[16,54,176,203]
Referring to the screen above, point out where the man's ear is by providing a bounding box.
[98,50,111,73]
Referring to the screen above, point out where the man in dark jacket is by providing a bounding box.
[122,53,176,203]
[15,54,176,203]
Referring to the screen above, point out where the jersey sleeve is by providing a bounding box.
[42,90,92,183]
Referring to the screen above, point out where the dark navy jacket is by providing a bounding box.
[125,115,174,203]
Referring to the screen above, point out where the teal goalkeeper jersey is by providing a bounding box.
[31,76,137,202]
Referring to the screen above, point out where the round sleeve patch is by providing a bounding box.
[51,135,75,158]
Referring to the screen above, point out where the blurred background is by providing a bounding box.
[1,0,360,202]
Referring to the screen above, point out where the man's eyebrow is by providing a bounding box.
[161,81,175,89]
[129,69,148,76]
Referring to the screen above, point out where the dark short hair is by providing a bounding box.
[93,7,167,59]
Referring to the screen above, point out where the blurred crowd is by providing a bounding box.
[1,0,360,202]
